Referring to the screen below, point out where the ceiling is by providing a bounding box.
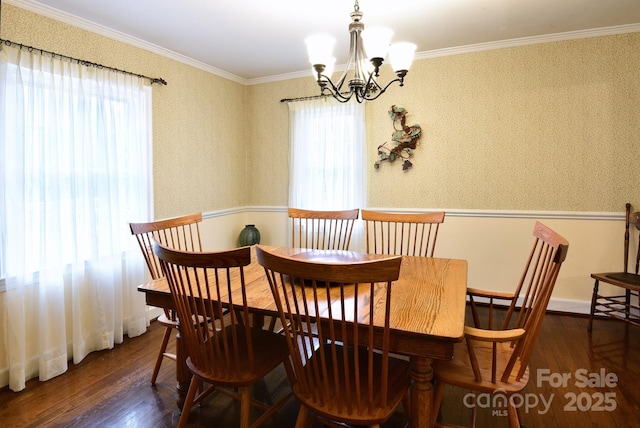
[9,0,640,83]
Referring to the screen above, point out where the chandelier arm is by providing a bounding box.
[319,75,354,103]
[332,94,354,103]
[364,70,384,93]
[362,77,403,101]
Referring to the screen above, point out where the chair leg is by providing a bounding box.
[401,390,411,425]
[240,386,252,428]
[431,379,445,427]
[151,325,173,384]
[507,400,520,428]
[588,280,599,332]
[177,377,200,428]
[626,289,631,319]
[470,393,477,428]
[516,404,524,427]
[470,296,480,328]
[282,357,295,386]
[294,404,309,428]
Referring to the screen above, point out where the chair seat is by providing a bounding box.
[294,345,411,425]
[591,272,640,288]
[159,312,208,328]
[187,326,291,388]
[157,312,178,328]
[433,340,529,394]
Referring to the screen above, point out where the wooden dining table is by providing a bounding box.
[137,245,468,428]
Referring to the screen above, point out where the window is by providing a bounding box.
[0,44,151,391]
[288,98,366,210]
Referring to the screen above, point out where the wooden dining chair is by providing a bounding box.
[276,208,360,334]
[432,222,569,428]
[588,202,640,331]
[256,245,411,428]
[361,209,445,257]
[129,212,203,385]
[153,242,294,428]
[288,208,359,251]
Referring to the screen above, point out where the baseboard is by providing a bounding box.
[469,295,591,316]
[546,297,591,315]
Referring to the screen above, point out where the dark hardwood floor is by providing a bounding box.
[1,306,639,427]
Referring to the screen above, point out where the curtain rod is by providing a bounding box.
[280,91,356,103]
[0,38,167,86]
[280,93,331,103]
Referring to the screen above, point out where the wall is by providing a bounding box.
[5,3,638,296]
[367,35,639,212]
[248,33,640,212]
[1,3,249,220]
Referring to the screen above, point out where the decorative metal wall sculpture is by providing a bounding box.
[374,105,421,171]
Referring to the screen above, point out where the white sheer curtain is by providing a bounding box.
[0,43,152,391]
[288,98,366,250]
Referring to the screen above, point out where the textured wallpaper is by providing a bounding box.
[2,4,248,219]
[251,34,640,213]
[366,35,639,212]
[4,4,639,214]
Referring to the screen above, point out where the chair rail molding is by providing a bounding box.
[223,206,625,221]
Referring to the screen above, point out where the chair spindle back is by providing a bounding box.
[257,245,408,424]
[130,212,203,280]
[288,208,359,251]
[362,210,445,257]
[500,221,569,381]
[153,242,255,376]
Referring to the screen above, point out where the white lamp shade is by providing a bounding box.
[305,34,336,66]
[362,26,393,59]
[389,42,416,71]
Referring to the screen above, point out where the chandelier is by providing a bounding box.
[305,0,416,103]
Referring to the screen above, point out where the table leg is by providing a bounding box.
[174,329,191,409]
[409,355,434,428]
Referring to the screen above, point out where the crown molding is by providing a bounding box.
[5,0,249,85]
[414,23,640,61]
